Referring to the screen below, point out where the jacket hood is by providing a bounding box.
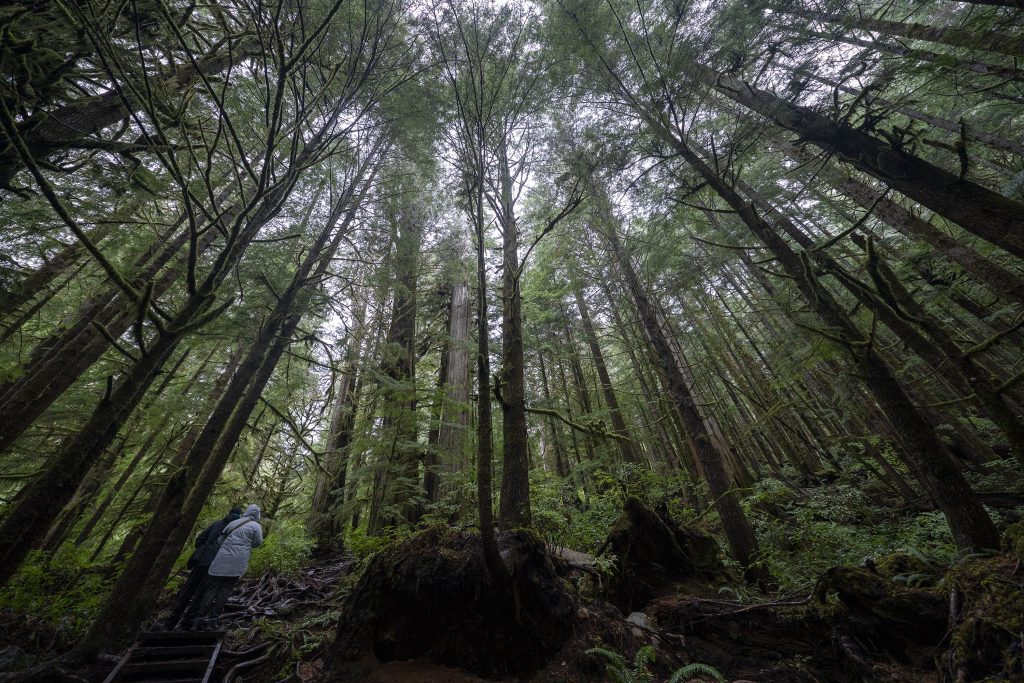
[243,504,261,521]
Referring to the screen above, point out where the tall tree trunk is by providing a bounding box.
[784,143,1024,306]
[101,348,239,562]
[82,307,301,656]
[469,146,505,583]
[0,221,113,320]
[721,150,1024,465]
[650,124,999,550]
[40,347,192,551]
[573,285,639,463]
[76,146,381,655]
[497,145,531,529]
[655,303,750,486]
[556,355,588,467]
[309,297,368,548]
[537,350,569,477]
[435,281,472,500]
[797,29,1024,86]
[954,0,1023,8]
[0,201,228,454]
[788,68,1024,159]
[687,62,1024,257]
[603,221,764,577]
[564,319,603,461]
[423,340,449,507]
[72,430,159,549]
[597,277,683,472]
[0,44,255,188]
[777,5,1024,58]
[367,208,421,534]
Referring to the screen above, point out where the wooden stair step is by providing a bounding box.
[136,630,224,645]
[133,644,216,660]
[120,658,211,675]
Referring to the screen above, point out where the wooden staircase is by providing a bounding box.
[102,630,224,683]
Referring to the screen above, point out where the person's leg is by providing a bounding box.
[163,567,207,629]
[205,576,239,624]
[191,575,223,627]
[178,568,212,629]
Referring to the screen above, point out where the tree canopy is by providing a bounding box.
[1,0,1023,679]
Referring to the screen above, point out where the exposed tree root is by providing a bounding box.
[605,497,727,612]
[326,527,575,680]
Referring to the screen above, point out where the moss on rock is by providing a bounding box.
[946,554,1024,680]
[1001,521,1024,557]
[869,552,933,582]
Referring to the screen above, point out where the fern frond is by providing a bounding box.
[632,644,656,671]
[668,661,727,683]
[585,647,629,683]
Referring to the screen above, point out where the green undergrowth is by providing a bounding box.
[522,455,1023,597]
[745,459,1023,592]
[745,476,958,592]
[0,547,116,650]
[247,518,316,576]
[530,463,690,552]
[586,644,726,683]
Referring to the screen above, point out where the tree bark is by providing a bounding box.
[0,44,255,188]
[784,143,1024,306]
[537,350,569,477]
[497,144,531,529]
[689,62,1024,258]
[436,281,471,496]
[76,144,381,655]
[789,69,1024,159]
[573,285,639,463]
[367,204,421,534]
[778,5,1024,58]
[650,123,999,550]
[0,200,228,454]
[604,221,764,576]
[309,297,368,548]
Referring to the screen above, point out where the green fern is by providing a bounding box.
[668,662,727,683]
[585,645,656,683]
[631,645,656,675]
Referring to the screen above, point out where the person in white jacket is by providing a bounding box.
[191,503,263,629]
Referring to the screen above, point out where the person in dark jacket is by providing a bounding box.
[163,506,241,630]
[192,503,264,630]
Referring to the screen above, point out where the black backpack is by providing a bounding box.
[185,518,233,569]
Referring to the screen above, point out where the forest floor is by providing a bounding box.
[2,494,1023,682]
[174,502,1024,683]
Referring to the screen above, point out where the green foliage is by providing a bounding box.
[669,662,727,683]
[530,464,688,552]
[344,523,416,561]
[247,519,315,577]
[530,469,622,550]
[586,645,725,683]
[585,645,655,683]
[0,548,115,646]
[744,476,960,592]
